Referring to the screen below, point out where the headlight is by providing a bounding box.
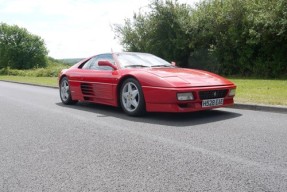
[177,93,194,101]
[229,88,236,96]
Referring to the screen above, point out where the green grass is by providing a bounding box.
[0,75,286,106]
[230,78,287,106]
[0,76,58,87]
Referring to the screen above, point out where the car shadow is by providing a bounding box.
[56,102,242,127]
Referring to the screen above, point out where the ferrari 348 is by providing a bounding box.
[59,52,236,116]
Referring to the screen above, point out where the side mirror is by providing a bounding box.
[98,60,118,70]
[171,61,176,66]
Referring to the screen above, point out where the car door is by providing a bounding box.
[79,54,119,105]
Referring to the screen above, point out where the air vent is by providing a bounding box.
[81,83,94,96]
[199,89,228,100]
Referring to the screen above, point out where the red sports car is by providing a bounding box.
[59,52,236,116]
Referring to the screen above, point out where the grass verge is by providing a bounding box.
[0,76,58,87]
[0,76,286,106]
[230,78,287,106]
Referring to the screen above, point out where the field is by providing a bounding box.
[0,76,58,87]
[230,78,287,106]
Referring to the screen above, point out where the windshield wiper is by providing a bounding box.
[124,65,149,68]
[151,64,172,68]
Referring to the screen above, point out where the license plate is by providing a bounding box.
[202,98,224,107]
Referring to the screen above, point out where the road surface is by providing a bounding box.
[0,81,287,191]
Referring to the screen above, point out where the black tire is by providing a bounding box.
[59,77,78,105]
[120,78,146,116]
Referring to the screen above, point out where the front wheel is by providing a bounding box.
[120,78,145,116]
[60,77,77,105]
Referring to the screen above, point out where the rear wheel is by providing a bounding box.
[120,78,145,116]
[60,77,77,105]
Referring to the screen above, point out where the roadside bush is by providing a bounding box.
[0,67,67,77]
[0,57,70,77]
[114,0,287,78]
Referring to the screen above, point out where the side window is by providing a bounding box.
[82,57,97,69]
[82,54,115,70]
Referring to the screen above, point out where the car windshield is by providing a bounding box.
[115,53,172,68]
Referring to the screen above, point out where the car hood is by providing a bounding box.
[145,68,233,87]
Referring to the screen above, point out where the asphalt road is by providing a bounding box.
[0,81,287,192]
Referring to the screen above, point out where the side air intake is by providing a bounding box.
[81,83,94,96]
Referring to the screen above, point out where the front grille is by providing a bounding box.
[81,83,94,96]
[199,89,228,100]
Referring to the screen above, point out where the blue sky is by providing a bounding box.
[0,0,199,59]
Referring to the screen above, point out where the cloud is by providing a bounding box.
[0,0,199,58]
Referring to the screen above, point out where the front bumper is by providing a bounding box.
[142,85,236,112]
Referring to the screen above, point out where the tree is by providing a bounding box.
[114,0,192,67]
[0,23,48,69]
[114,0,287,77]
[189,0,287,77]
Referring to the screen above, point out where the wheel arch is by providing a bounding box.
[116,75,144,107]
[59,74,68,87]
[59,75,78,105]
